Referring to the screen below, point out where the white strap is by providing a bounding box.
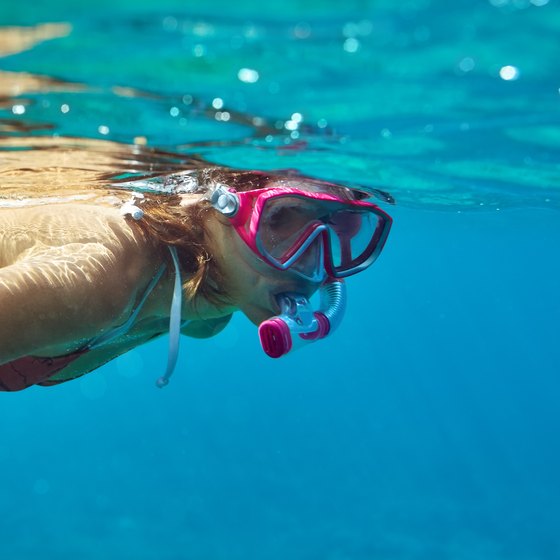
[155,246,183,388]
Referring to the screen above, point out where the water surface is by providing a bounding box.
[1,1,559,558]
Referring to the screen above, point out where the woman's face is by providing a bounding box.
[207,213,321,325]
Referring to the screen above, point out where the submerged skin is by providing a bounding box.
[0,137,338,386]
[0,195,313,382]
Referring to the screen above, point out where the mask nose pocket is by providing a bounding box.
[289,235,326,282]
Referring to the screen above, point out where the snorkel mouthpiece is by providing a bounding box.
[258,280,346,358]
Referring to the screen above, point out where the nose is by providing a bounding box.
[289,236,327,282]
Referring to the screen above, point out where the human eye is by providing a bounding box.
[268,205,314,233]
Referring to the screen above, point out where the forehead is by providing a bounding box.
[264,178,362,202]
[264,194,349,219]
[210,169,367,201]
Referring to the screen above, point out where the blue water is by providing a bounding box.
[1,1,560,558]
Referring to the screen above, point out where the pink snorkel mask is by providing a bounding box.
[211,182,392,357]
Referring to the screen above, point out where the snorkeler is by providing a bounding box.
[0,165,391,392]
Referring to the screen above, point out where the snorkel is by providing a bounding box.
[258,279,346,358]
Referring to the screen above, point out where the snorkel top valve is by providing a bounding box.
[258,279,347,358]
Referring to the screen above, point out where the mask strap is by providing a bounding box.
[156,246,183,388]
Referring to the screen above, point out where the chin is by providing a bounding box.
[243,303,278,326]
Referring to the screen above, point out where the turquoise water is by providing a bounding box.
[1,1,559,558]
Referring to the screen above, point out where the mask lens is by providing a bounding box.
[256,194,384,277]
[328,210,381,272]
[258,196,331,261]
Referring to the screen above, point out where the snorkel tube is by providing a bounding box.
[258,279,347,358]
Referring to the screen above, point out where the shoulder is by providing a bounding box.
[0,202,165,361]
[0,201,153,263]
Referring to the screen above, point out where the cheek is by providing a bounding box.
[227,237,272,280]
[221,252,269,303]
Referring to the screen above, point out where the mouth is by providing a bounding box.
[270,293,282,315]
[270,283,319,314]
[241,279,322,326]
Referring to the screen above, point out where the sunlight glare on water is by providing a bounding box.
[0,1,559,559]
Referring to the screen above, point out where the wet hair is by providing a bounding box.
[128,166,366,308]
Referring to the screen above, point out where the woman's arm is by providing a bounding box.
[0,243,138,364]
